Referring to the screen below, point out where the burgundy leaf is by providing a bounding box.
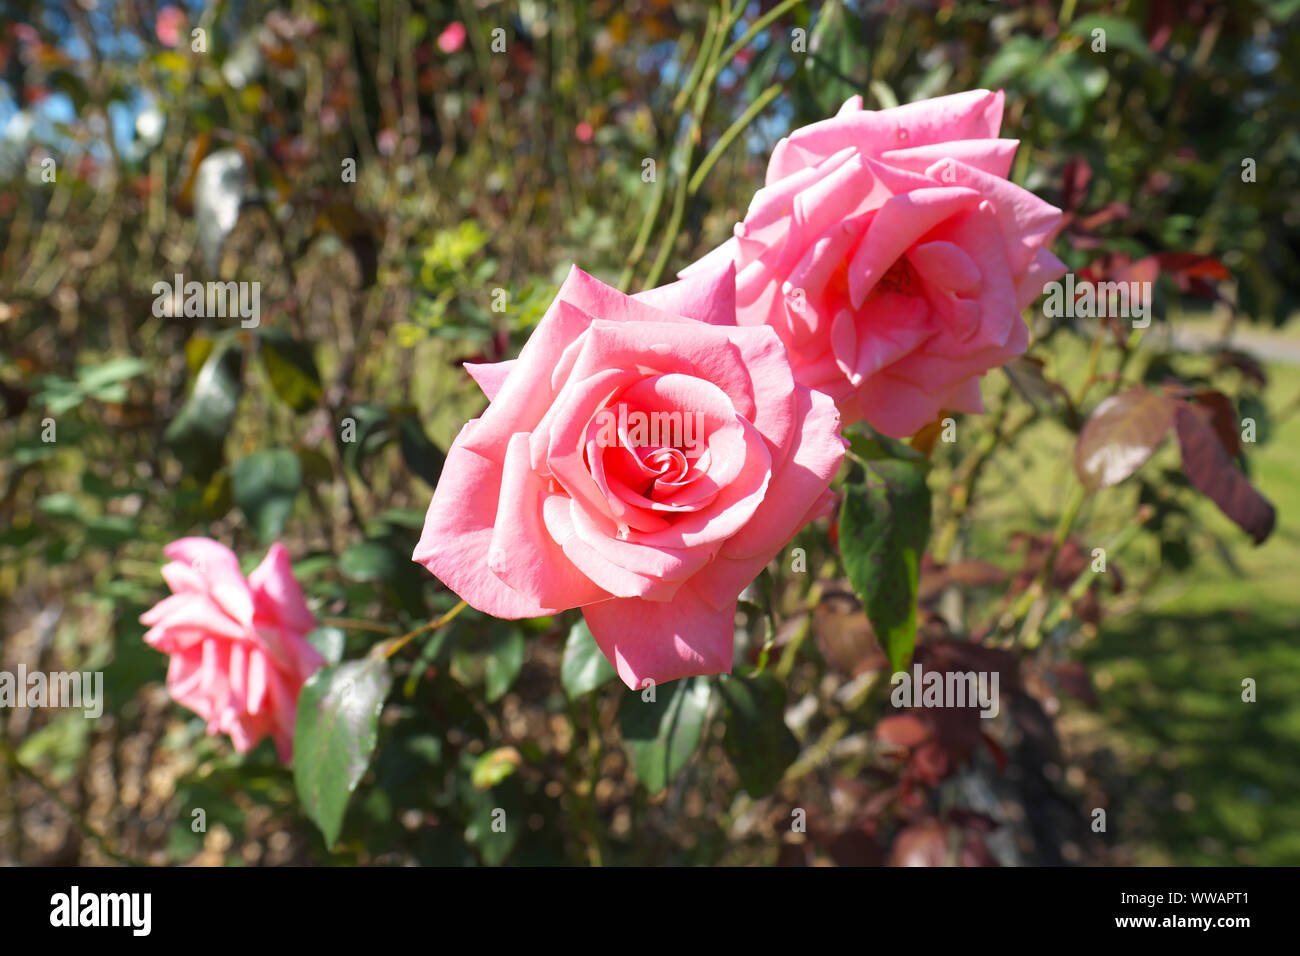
[877,713,930,749]
[1174,402,1275,544]
[1050,661,1098,707]
[1191,389,1241,458]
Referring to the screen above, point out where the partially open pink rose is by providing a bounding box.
[140,539,323,762]
[685,90,1066,437]
[413,262,844,688]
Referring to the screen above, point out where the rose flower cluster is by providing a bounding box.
[143,92,1062,759]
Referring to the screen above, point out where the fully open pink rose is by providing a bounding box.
[140,538,323,762]
[685,90,1066,437]
[413,262,844,688]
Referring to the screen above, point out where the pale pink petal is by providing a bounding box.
[162,537,254,626]
[412,422,563,618]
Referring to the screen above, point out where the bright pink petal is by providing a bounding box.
[634,260,737,326]
[464,359,518,402]
[582,586,735,688]
[248,542,317,637]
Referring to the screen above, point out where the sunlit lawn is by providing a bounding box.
[965,320,1300,864]
[1082,344,1300,865]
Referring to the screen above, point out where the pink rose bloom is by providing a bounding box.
[413,262,844,688]
[686,90,1066,437]
[140,538,324,762]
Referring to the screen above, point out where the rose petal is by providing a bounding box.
[582,585,735,688]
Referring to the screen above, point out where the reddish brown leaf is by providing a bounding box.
[918,559,1008,602]
[877,713,930,749]
[1050,661,1098,707]
[1174,402,1275,544]
[1074,387,1176,491]
[827,829,885,867]
[1061,156,1092,212]
[959,833,1001,867]
[813,591,885,676]
[1156,252,1232,282]
[1191,389,1241,458]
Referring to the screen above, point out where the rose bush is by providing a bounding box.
[686,89,1067,437]
[412,261,845,688]
[139,538,323,761]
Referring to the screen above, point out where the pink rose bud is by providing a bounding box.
[437,21,467,54]
[413,262,845,689]
[686,90,1067,437]
[155,5,184,48]
[140,539,324,762]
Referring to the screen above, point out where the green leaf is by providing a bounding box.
[77,356,147,396]
[846,424,925,465]
[561,618,617,699]
[293,658,392,849]
[839,455,932,673]
[1238,394,1272,445]
[619,676,712,794]
[231,448,302,542]
[338,539,401,582]
[484,629,525,703]
[37,492,82,519]
[717,673,799,798]
[259,329,322,413]
[1066,15,1157,63]
[306,626,345,665]
[450,625,525,703]
[1024,55,1086,132]
[471,747,522,790]
[164,334,242,481]
[397,413,445,487]
[459,751,521,866]
[979,35,1050,88]
[340,402,396,473]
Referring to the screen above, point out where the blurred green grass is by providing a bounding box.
[1083,344,1300,865]
[1067,329,1300,864]
[957,320,1300,864]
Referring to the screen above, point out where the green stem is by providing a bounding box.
[380,599,468,659]
[717,0,806,70]
[622,8,720,290]
[1037,504,1155,636]
[1005,481,1088,645]
[670,7,721,117]
[688,82,782,196]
